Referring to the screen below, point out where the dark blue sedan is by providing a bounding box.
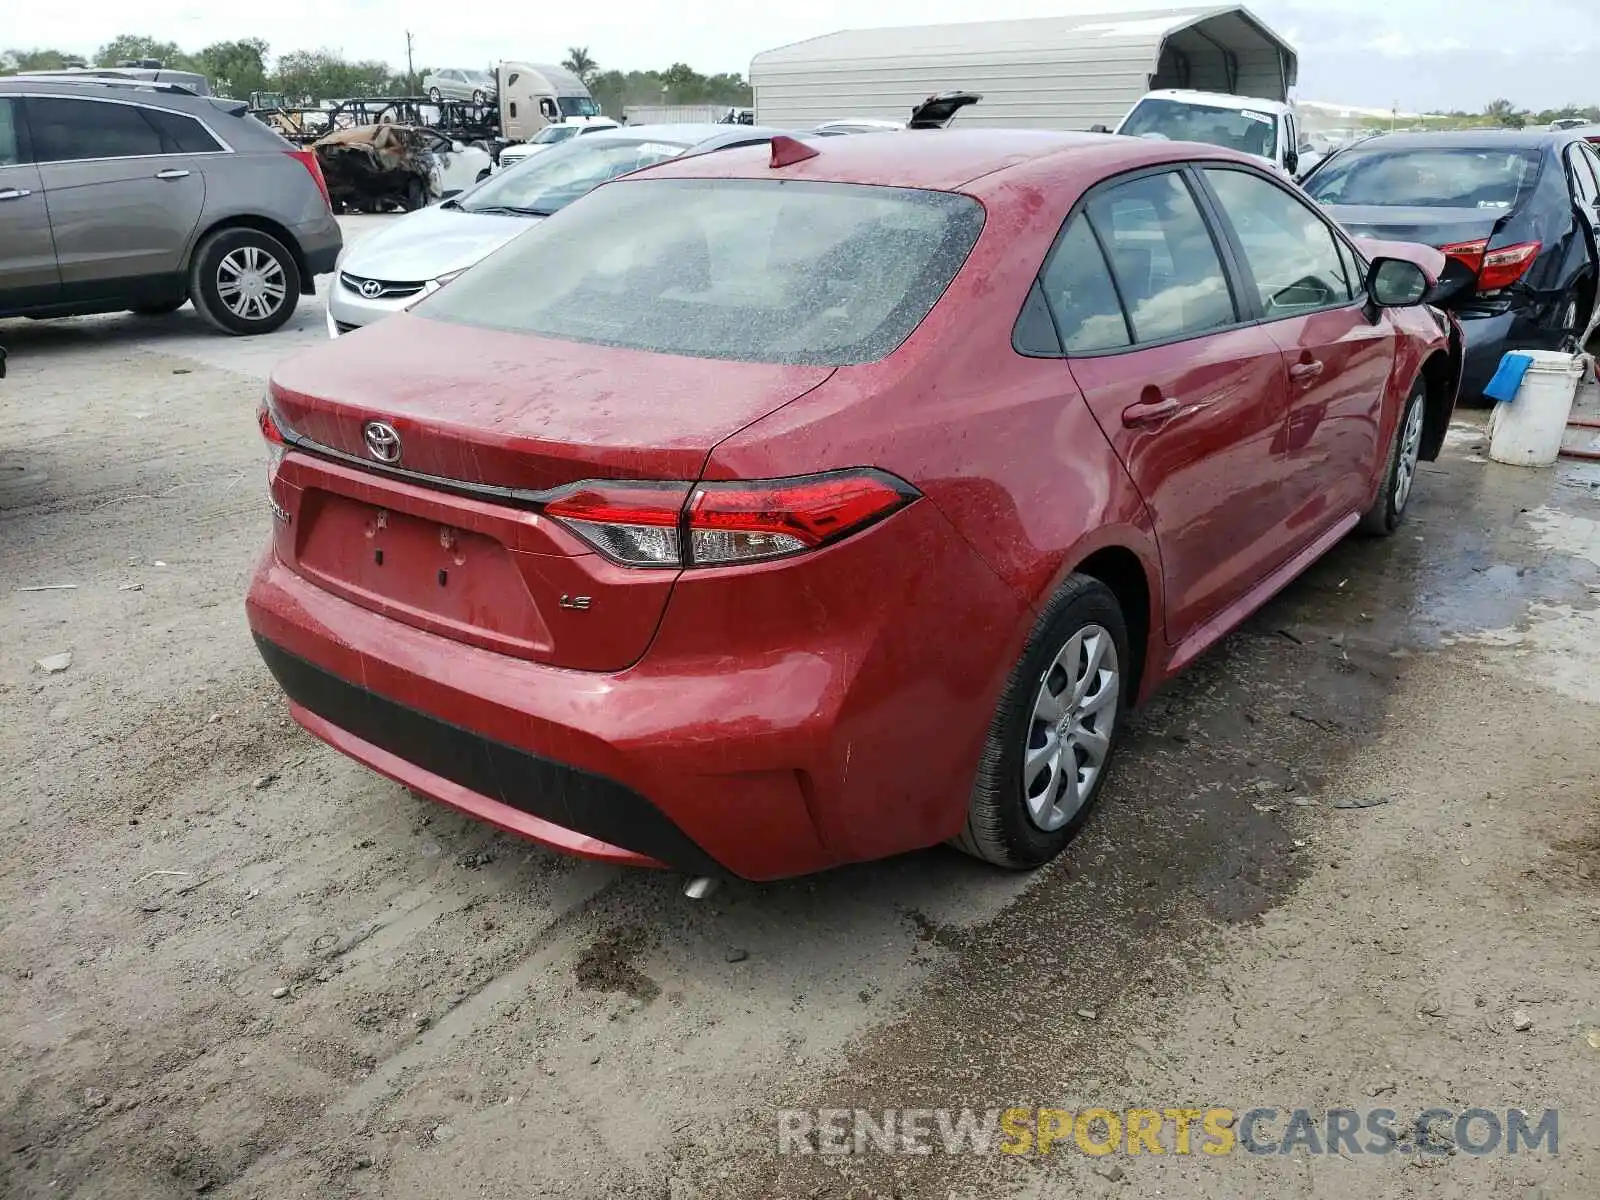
[1301,129,1600,397]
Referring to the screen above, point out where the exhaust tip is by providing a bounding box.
[683,876,720,900]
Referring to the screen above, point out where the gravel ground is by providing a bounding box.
[2,243,1597,1199]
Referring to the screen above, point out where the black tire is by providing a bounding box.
[187,228,299,337]
[1359,379,1426,536]
[471,89,486,105]
[427,87,442,104]
[1554,280,1589,348]
[953,576,1131,868]
[402,177,428,212]
[129,298,185,316]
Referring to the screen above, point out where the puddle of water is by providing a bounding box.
[1443,503,1600,705]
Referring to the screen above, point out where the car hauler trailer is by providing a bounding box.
[749,4,1297,132]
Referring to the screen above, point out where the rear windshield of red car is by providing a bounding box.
[416,177,986,366]
[1303,146,1544,210]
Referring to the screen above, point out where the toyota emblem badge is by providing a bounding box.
[358,278,384,299]
[363,421,402,464]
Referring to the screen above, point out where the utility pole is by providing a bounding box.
[1390,100,1398,132]
[405,31,416,94]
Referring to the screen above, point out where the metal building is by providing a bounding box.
[750,5,1298,132]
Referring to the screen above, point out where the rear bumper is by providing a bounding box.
[293,214,344,291]
[254,635,722,874]
[1458,305,1571,398]
[243,496,1025,880]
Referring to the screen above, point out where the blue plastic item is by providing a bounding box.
[1483,352,1534,404]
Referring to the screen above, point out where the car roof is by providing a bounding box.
[632,127,1264,193]
[0,75,255,121]
[1138,89,1291,114]
[1339,129,1576,152]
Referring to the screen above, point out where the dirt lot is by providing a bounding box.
[2,249,1598,1199]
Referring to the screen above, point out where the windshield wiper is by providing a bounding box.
[462,204,556,217]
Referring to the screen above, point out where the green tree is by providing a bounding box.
[1483,98,1527,129]
[561,46,598,85]
[272,49,393,102]
[95,34,192,68]
[1,47,80,72]
[195,38,269,98]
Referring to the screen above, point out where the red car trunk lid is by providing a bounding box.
[266,314,835,671]
[269,314,835,491]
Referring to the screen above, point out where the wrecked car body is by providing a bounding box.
[313,125,443,214]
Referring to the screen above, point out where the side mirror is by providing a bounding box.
[1089,123,1111,134]
[1283,148,1299,176]
[440,188,464,201]
[1366,257,1430,308]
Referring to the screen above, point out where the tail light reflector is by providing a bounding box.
[1476,240,1541,292]
[542,470,919,568]
[258,399,287,481]
[542,481,689,568]
[1437,238,1541,293]
[286,149,333,211]
[686,472,917,564]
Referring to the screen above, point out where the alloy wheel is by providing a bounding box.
[1394,395,1425,514]
[216,246,288,322]
[1022,624,1120,832]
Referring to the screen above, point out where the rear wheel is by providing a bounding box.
[1359,379,1426,536]
[427,87,442,104]
[953,576,1129,868]
[188,228,298,336]
[402,177,428,212]
[471,89,486,105]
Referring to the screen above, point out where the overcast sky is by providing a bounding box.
[7,0,1597,112]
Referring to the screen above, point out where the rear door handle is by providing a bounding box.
[1122,396,1182,427]
[154,168,191,180]
[0,187,32,201]
[1289,359,1325,383]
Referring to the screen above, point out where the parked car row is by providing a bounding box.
[248,128,1465,882]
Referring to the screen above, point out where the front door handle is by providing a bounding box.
[1122,396,1182,427]
[0,187,32,201]
[154,168,191,180]
[1289,359,1325,383]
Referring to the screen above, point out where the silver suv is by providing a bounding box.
[0,78,342,335]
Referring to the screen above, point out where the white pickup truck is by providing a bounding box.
[1105,89,1320,179]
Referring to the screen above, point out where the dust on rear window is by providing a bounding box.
[415,177,986,366]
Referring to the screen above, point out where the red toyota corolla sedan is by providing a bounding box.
[248,131,1460,881]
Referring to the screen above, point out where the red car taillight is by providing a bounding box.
[286,149,333,212]
[1438,238,1541,293]
[542,470,919,568]
[258,398,287,486]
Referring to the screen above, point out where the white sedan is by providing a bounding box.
[494,118,621,172]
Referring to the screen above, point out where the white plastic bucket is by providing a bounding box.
[1487,351,1589,467]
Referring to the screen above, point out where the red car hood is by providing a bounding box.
[269,313,836,491]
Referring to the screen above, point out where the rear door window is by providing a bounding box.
[28,97,165,162]
[139,106,223,154]
[1038,217,1131,353]
[1204,167,1354,315]
[1083,171,1237,344]
[0,98,27,166]
[1568,145,1600,207]
[422,177,985,366]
